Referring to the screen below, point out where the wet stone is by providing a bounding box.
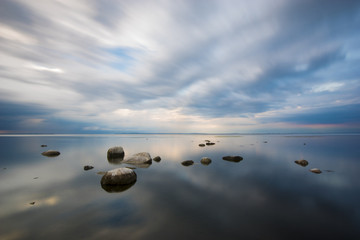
[41,150,60,157]
[310,168,322,174]
[200,157,212,165]
[294,159,309,167]
[222,156,243,162]
[153,156,161,162]
[84,165,94,171]
[181,160,194,166]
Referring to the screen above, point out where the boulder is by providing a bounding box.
[181,160,194,166]
[101,168,137,186]
[310,168,322,174]
[41,150,60,157]
[123,152,152,165]
[294,159,309,167]
[200,157,212,165]
[153,156,161,162]
[107,146,125,164]
[222,156,243,162]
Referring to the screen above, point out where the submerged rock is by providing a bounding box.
[84,165,94,171]
[101,181,136,193]
[41,150,60,157]
[101,168,137,186]
[295,159,309,167]
[310,168,322,174]
[153,156,161,162]
[41,144,47,147]
[181,160,194,166]
[123,152,152,165]
[200,157,212,165]
[222,156,243,162]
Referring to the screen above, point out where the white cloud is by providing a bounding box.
[311,82,344,93]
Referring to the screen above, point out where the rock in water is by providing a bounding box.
[200,157,212,165]
[41,144,47,147]
[84,165,94,171]
[101,168,137,186]
[153,156,161,162]
[123,152,152,165]
[310,168,322,174]
[107,146,125,159]
[41,150,60,157]
[222,156,243,162]
[181,160,194,166]
[198,144,205,147]
[206,142,215,146]
[295,159,309,167]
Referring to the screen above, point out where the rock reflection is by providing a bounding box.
[101,181,136,193]
[107,155,124,164]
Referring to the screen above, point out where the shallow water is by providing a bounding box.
[0,134,359,240]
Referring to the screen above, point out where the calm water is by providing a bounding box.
[0,134,360,240]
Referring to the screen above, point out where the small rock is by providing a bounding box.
[41,150,60,157]
[199,144,205,147]
[264,141,268,143]
[222,156,243,162]
[181,160,194,166]
[200,157,212,165]
[309,168,322,174]
[84,165,94,171]
[153,156,161,162]
[29,202,35,205]
[41,145,47,147]
[101,168,137,186]
[206,142,215,146]
[33,177,39,179]
[294,159,309,167]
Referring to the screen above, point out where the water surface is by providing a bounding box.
[0,134,359,239]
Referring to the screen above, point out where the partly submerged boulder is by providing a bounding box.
[41,150,60,157]
[123,152,152,165]
[181,160,194,166]
[200,157,212,165]
[153,156,161,162]
[107,146,125,164]
[295,159,309,167]
[101,168,137,186]
[222,156,243,162]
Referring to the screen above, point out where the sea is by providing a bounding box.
[0,134,359,240]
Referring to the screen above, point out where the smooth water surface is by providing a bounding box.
[0,134,360,240]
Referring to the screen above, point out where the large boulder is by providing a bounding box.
[101,168,137,186]
[107,146,125,164]
[41,150,60,157]
[123,152,152,165]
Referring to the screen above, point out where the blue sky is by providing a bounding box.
[0,0,360,134]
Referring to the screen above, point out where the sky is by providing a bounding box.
[0,0,360,134]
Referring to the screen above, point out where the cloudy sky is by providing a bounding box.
[0,0,360,134]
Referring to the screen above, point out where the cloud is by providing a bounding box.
[0,0,359,133]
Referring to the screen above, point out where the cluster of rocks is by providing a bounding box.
[181,155,243,166]
[294,159,324,174]
[198,140,216,147]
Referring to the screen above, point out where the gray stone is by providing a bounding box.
[295,159,309,167]
[200,157,212,165]
[41,150,60,157]
[123,152,152,165]
[101,168,137,186]
[222,156,243,162]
